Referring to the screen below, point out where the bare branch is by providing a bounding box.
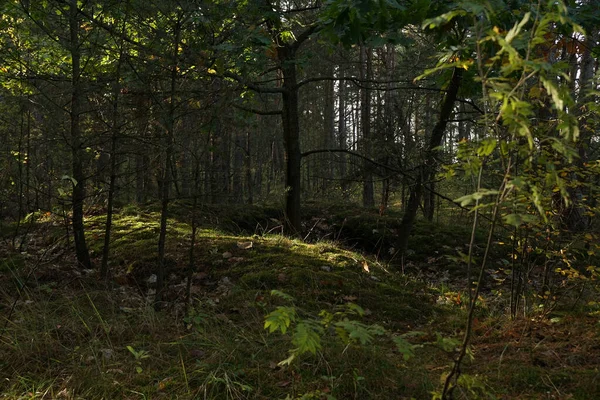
[223,71,286,94]
[232,103,282,115]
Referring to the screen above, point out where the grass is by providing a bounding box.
[1,203,599,399]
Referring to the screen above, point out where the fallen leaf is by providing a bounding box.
[362,261,370,273]
[222,252,232,259]
[237,241,253,250]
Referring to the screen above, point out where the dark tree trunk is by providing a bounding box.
[360,45,374,208]
[397,68,463,255]
[423,181,435,221]
[156,17,181,309]
[232,129,244,202]
[209,118,230,203]
[101,50,124,280]
[245,131,253,204]
[69,0,91,269]
[337,63,348,195]
[279,46,302,234]
[323,63,335,190]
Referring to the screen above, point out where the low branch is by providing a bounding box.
[223,71,286,94]
[291,25,319,51]
[297,76,414,90]
[232,103,282,115]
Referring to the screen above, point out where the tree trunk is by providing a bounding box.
[565,29,597,231]
[245,131,254,204]
[156,17,181,309]
[232,129,244,202]
[323,63,335,190]
[397,68,463,255]
[101,50,124,280]
[134,95,150,203]
[337,63,348,195]
[360,45,374,208]
[279,46,302,234]
[69,0,92,269]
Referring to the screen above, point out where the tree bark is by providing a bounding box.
[101,48,124,280]
[232,129,244,202]
[156,17,181,309]
[279,44,302,234]
[360,45,374,208]
[337,62,348,195]
[69,0,92,269]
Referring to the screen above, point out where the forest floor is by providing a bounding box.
[0,202,599,399]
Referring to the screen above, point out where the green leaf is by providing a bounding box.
[505,12,530,44]
[503,213,538,227]
[476,138,497,157]
[61,175,78,187]
[126,345,137,357]
[393,336,416,361]
[334,320,384,345]
[540,77,564,111]
[264,306,296,334]
[277,352,296,366]
[435,333,460,352]
[422,10,466,30]
[454,189,499,207]
[292,321,323,355]
[270,290,295,302]
[344,302,365,317]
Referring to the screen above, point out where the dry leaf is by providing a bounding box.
[222,252,232,259]
[237,241,253,250]
[362,260,370,273]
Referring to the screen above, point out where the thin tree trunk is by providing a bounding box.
[101,49,124,280]
[246,131,253,204]
[156,17,181,309]
[185,156,200,315]
[232,129,244,202]
[337,63,348,195]
[323,63,335,190]
[69,0,91,269]
[360,45,374,208]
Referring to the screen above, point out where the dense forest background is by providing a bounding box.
[1,0,600,399]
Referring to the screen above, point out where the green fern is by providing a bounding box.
[334,319,385,345]
[292,320,323,355]
[264,306,296,334]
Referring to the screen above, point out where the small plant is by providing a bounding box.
[126,345,150,374]
[264,290,420,366]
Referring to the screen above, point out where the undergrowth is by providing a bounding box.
[0,204,598,399]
